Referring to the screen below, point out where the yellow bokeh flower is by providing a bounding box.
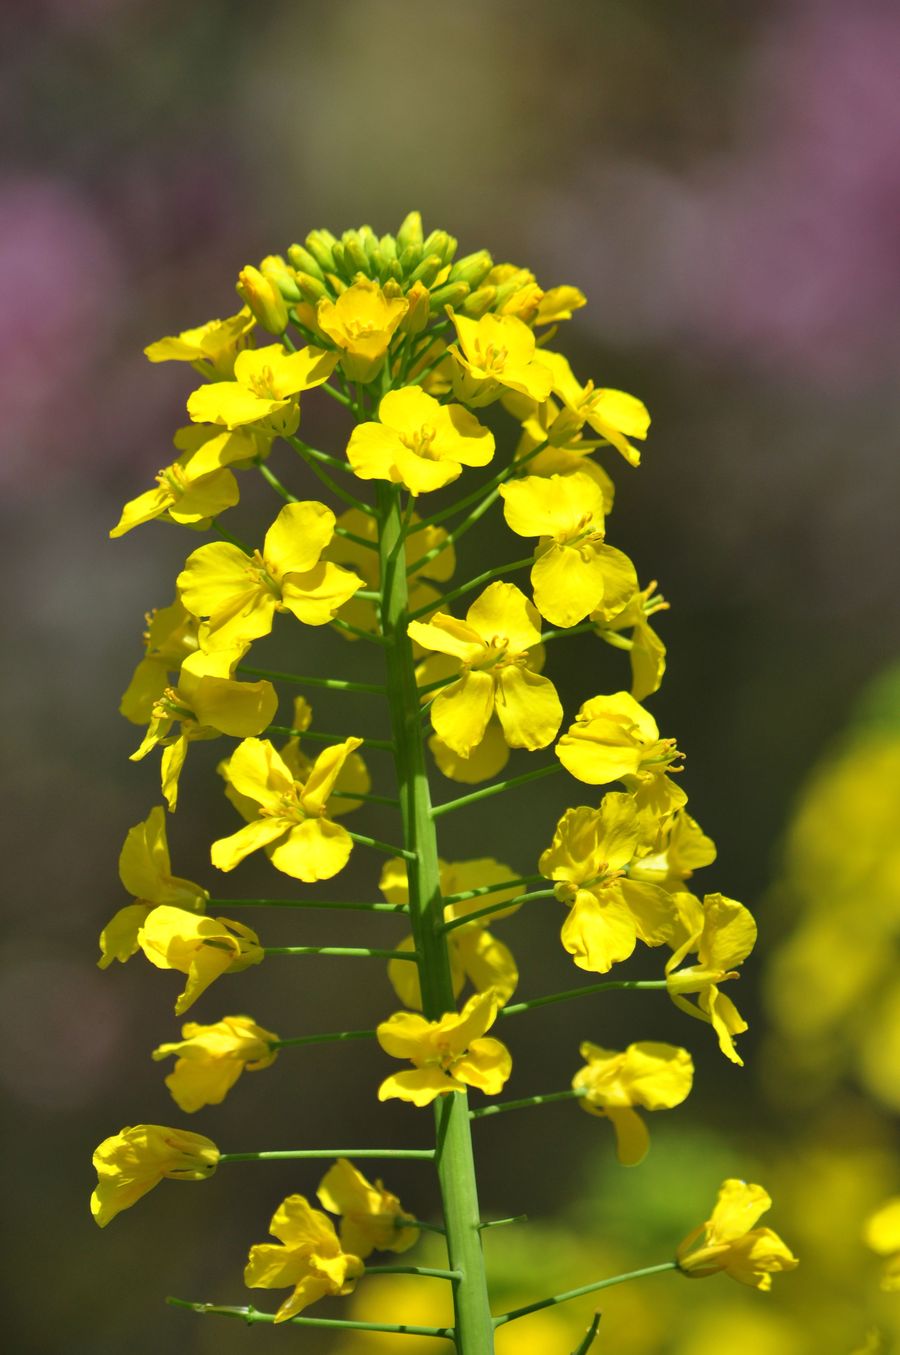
[151,1014,278,1113]
[377,990,512,1106]
[144,306,255,377]
[317,278,408,382]
[130,649,278,811]
[110,452,239,537]
[317,1158,419,1259]
[446,309,554,407]
[864,1198,900,1290]
[119,599,200,725]
[539,796,674,973]
[177,501,363,649]
[500,470,637,628]
[408,582,563,757]
[210,735,363,881]
[346,386,495,495]
[379,857,520,1010]
[91,1124,219,1227]
[555,691,685,817]
[187,343,337,437]
[676,1179,798,1288]
[572,1040,694,1165]
[665,892,757,1065]
[98,805,208,969]
[137,905,264,1015]
[244,1193,365,1323]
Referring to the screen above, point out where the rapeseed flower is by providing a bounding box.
[572,1040,694,1164]
[317,278,408,382]
[244,1193,365,1322]
[152,1014,278,1112]
[446,309,553,407]
[110,452,239,537]
[317,1158,419,1258]
[677,1179,798,1288]
[665,891,757,1064]
[91,1124,219,1227]
[555,691,685,817]
[346,386,494,495]
[377,990,512,1106]
[119,599,200,725]
[137,906,264,1015]
[144,306,254,377]
[187,343,337,437]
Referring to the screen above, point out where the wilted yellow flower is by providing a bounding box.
[137,905,264,1015]
[130,650,278,811]
[677,1179,798,1288]
[244,1193,365,1323]
[539,796,674,973]
[500,471,637,628]
[187,343,337,437]
[864,1198,900,1290]
[119,599,200,725]
[98,805,208,969]
[91,1124,219,1227]
[346,386,494,495]
[317,1158,419,1259]
[380,857,520,1010]
[408,582,562,756]
[177,501,362,648]
[446,309,553,407]
[666,892,757,1065]
[144,306,255,377]
[210,736,363,881]
[151,1014,277,1112]
[317,278,408,382]
[377,991,512,1106]
[110,452,240,537]
[573,1040,694,1165]
[555,691,685,818]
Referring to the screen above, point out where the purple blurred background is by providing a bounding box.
[2,2,898,1350]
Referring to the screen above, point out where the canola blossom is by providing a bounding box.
[94,213,792,1351]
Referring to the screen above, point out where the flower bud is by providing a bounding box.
[287,242,325,280]
[449,250,494,290]
[396,210,423,253]
[304,229,338,274]
[408,253,444,288]
[260,254,301,303]
[236,265,289,334]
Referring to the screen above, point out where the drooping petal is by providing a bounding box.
[531,543,610,629]
[268,819,354,882]
[377,1067,464,1106]
[454,1037,512,1095]
[605,1106,650,1166]
[281,562,363,625]
[560,890,638,972]
[431,670,495,757]
[494,666,562,750]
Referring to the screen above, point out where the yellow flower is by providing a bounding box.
[177,501,363,649]
[91,1124,219,1227]
[500,471,637,628]
[594,580,668,700]
[677,1179,798,1288]
[535,285,587,326]
[187,343,337,437]
[110,452,240,537]
[316,278,408,382]
[119,599,200,725]
[379,857,521,1010]
[864,1198,900,1290]
[152,1014,278,1112]
[244,1193,365,1323]
[539,796,674,973]
[346,387,495,495]
[130,650,278,811]
[572,1040,694,1165]
[628,808,717,893]
[446,309,553,407]
[236,263,289,334]
[210,736,363,881]
[548,352,650,466]
[665,891,757,1065]
[98,806,208,969]
[172,422,271,478]
[317,1158,419,1259]
[408,582,563,757]
[144,306,255,377]
[323,507,455,639]
[137,905,264,1015]
[377,991,512,1106]
[555,691,685,818]
[220,696,371,821]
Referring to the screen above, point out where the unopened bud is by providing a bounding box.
[396,210,423,253]
[449,250,494,290]
[236,265,288,334]
[287,243,325,281]
[260,255,301,303]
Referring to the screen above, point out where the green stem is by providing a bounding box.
[347,831,417,860]
[378,483,496,1354]
[240,666,386,695]
[209,897,407,913]
[264,946,417,961]
[318,381,356,411]
[291,441,377,513]
[572,1314,602,1354]
[499,979,669,1019]
[539,620,600,646]
[431,764,562,818]
[330,789,400,807]
[469,1088,587,1120]
[167,1297,454,1339]
[441,890,557,934]
[334,523,379,550]
[270,1029,376,1049]
[406,557,533,620]
[332,616,387,645]
[478,1215,528,1230]
[366,1266,462,1281]
[257,461,296,503]
[288,434,354,475]
[443,875,544,905]
[492,1262,678,1329]
[219,1148,435,1162]
[264,723,394,751]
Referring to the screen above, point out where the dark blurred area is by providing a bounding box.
[2,2,899,1352]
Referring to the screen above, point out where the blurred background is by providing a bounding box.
[2,1,899,1351]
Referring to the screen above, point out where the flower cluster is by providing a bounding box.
[92,213,795,1347]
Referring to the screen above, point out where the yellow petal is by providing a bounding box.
[268,819,353,882]
[605,1107,651,1165]
[431,670,495,757]
[494,666,562,750]
[377,1068,462,1105]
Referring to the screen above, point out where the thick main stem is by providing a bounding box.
[378,484,495,1355]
